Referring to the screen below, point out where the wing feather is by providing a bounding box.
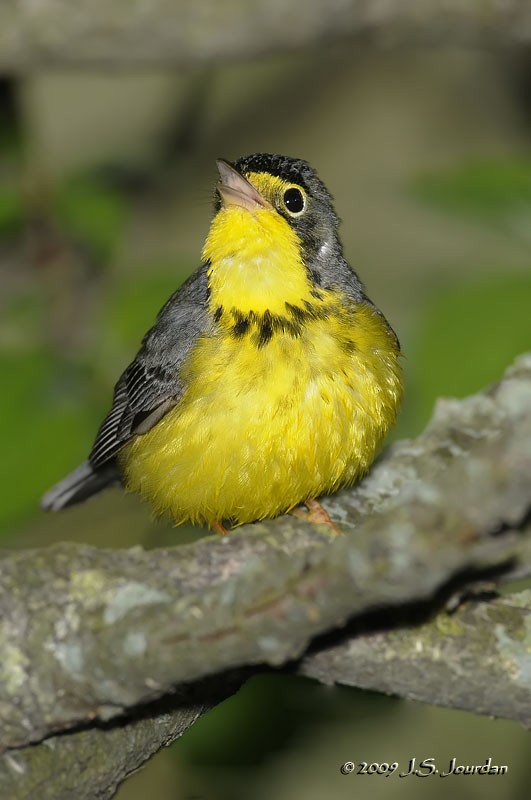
[89,263,211,468]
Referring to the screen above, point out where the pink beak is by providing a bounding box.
[216,160,272,212]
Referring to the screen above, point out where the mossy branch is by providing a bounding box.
[1,353,530,799]
[300,587,531,726]
[1,0,531,70]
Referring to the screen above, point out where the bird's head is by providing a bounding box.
[203,153,359,316]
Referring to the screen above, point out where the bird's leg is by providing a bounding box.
[290,498,343,535]
[305,498,343,533]
[212,520,229,536]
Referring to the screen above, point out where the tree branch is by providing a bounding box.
[0,673,250,800]
[300,585,531,726]
[2,0,531,71]
[1,353,530,798]
[5,588,531,799]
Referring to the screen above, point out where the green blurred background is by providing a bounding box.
[1,41,530,800]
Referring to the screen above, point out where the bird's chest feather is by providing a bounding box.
[121,299,402,525]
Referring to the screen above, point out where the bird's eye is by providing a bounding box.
[282,186,306,216]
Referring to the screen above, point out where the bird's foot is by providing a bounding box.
[290,498,343,535]
[212,520,229,536]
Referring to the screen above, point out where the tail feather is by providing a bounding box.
[41,460,120,512]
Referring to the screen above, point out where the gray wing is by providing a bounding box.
[41,263,212,512]
[89,263,211,468]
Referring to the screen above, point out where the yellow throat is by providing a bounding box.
[203,172,314,316]
[120,166,403,527]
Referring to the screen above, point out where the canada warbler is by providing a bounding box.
[42,153,403,533]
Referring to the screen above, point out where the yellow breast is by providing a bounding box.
[119,300,401,527]
[119,203,402,527]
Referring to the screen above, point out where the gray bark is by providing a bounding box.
[2,1,531,71]
[1,352,530,798]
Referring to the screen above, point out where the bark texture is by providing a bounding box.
[1,352,530,798]
[2,1,531,71]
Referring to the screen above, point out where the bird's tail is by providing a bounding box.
[41,460,120,512]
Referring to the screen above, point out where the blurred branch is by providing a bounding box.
[2,0,531,71]
[0,675,243,800]
[300,586,531,726]
[5,592,531,800]
[1,353,530,798]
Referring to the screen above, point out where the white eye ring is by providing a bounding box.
[282,186,306,216]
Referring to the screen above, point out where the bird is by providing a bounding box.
[41,153,403,534]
